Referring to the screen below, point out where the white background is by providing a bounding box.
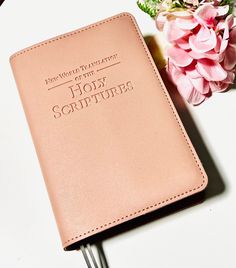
[0,0,235,267]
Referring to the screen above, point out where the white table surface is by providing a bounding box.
[0,0,236,267]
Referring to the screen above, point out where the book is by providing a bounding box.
[10,12,208,250]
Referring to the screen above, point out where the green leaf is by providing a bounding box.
[137,0,159,18]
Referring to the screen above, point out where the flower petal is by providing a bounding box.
[216,20,225,31]
[219,16,234,53]
[209,81,222,92]
[196,59,228,81]
[170,66,206,105]
[226,14,234,29]
[167,60,183,82]
[176,74,194,99]
[229,27,236,45]
[185,63,202,78]
[167,46,193,67]
[215,34,222,53]
[164,20,189,42]
[220,37,229,54]
[224,71,235,84]
[216,5,229,17]
[188,50,219,61]
[175,17,198,30]
[176,37,191,50]
[197,26,212,41]
[155,12,168,31]
[224,44,236,70]
[194,4,217,26]
[189,88,206,105]
[172,11,193,18]
[220,21,230,53]
[209,81,229,92]
[189,27,217,53]
[190,77,209,94]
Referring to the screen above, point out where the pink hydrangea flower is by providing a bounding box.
[156,4,236,105]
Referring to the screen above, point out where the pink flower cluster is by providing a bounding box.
[156,4,236,105]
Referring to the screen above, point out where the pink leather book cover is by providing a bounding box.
[10,12,208,250]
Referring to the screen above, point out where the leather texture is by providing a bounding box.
[10,12,208,250]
